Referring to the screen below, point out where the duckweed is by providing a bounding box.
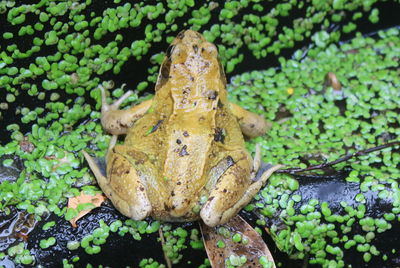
[42,220,56,231]
[160,224,189,264]
[39,236,56,249]
[216,240,225,248]
[239,26,400,266]
[66,240,80,251]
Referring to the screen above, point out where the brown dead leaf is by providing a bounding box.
[68,192,106,228]
[201,215,276,268]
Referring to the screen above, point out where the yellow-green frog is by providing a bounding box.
[83,30,281,227]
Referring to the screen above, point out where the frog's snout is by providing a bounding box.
[177,29,203,42]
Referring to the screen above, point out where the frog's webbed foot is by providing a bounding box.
[82,149,152,220]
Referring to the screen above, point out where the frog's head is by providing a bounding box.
[169,30,217,60]
[155,30,227,92]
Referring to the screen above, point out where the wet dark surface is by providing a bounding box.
[0,207,36,252]
[28,206,166,267]
[293,174,392,218]
[0,156,24,184]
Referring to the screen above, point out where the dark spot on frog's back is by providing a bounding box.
[206,90,218,100]
[179,145,189,157]
[214,127,225,143]
[192,44,198,53]
[226,156,234,167]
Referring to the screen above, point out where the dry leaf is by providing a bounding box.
[68,192,106,228]
[201,215,276,268]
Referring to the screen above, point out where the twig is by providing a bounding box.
[277,141,400,175]
[159,227,172,268]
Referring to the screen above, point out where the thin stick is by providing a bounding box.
[277,141,400,175]
[159,227,172,268]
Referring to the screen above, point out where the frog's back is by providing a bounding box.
[125,30,248,221]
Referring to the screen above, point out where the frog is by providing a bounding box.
[83,30,282,227]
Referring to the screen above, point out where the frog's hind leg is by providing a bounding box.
[99,85,153,135]
[223,164,283,224]
[200,150,252,227]
[200,145,283,227]
[82,150,152,220]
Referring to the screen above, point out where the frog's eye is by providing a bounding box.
[170,45,188,62]
[161,58,171,79]
[166,44,175,59]
[176,30,185,39]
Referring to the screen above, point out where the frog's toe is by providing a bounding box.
[99,85,135,135]
[99,84,133,112]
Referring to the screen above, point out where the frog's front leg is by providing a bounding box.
[99,85,153,135]
[200,146,282,227]
[82,146,152,220]
[229,102,271,138]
